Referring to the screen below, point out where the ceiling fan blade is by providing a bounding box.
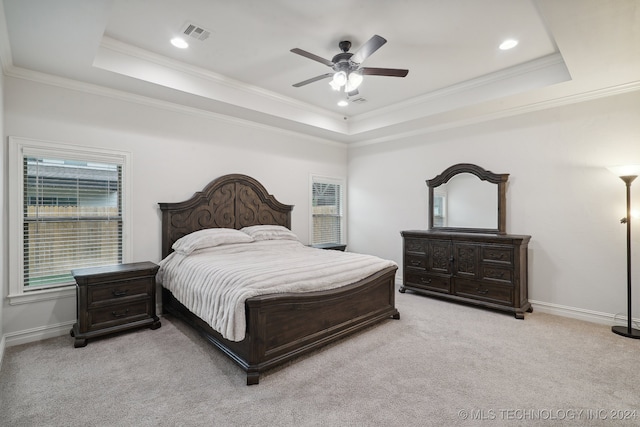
[292,73,334,87]
[350,35,387,64]
[361,67,409,77]
[347,89,359,97]
[290,48,334,67]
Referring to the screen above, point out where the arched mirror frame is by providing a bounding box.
[427,163,509,234]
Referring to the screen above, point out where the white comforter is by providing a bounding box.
[157,240,397,342]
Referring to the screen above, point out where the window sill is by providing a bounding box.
[8,286,76,305]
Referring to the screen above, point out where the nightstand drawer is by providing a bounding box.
[88,279,152,307]
[87,300,153,330]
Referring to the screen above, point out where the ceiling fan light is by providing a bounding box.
[345,72,363,92]
[329,80,341,91]
[332,71,347,87]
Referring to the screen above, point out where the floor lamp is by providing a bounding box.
[608,165,640,339]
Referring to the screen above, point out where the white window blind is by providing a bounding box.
[311,176,345,245]
[22,156,123,290]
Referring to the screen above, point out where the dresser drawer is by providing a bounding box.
[482,246,513,264]
[481,265,513,284]
[405,239,425,254]
[405,253,426,270]
[87,300,153,330]
[87,279,152,307]
[405,272,451,293]
[454,279,513,305]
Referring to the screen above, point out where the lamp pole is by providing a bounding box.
[612,175,640,338]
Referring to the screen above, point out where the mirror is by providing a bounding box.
[427,163,508,234]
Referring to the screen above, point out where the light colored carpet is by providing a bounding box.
[1,289,639,426]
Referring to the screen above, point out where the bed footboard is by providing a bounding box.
[162,265,399,385]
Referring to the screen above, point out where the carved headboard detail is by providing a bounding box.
[158,174,294,258]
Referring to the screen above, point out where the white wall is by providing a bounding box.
[4,75,640,344]
[348,89,640,323]
[0,64,5,360]
[2,76,347,342]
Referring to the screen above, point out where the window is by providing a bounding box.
[310,175,345,245]
[9,137,131,303]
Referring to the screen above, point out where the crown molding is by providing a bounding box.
[95,37,349,134]
[352,53,568,124]
[98,36,342,118]
[347,53,572,136]
[4,64,347,148]
[6,60,640,149]
[348,78,640,148]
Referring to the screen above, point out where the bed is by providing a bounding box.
[158,174,399,385]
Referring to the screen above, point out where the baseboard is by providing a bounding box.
[4,320,76,347]
[527,300,640,327]
[0,334,6,370]
[395,275,638,327]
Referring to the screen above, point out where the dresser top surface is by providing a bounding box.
[401,230,531,243]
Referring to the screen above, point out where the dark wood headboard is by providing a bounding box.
[158,174,294,258]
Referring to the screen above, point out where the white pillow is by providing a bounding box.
[172,228,254,254]
[240,225,299,241]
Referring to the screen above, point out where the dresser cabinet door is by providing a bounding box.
[453,243,479,278]
[427,240,452,274]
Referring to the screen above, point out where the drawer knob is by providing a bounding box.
[111,309,130,318]
[112,289,129,297]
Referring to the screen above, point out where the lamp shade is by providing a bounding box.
[607,165,640,177]
[345,72,363,92]
[332,71,347,87]
[328,80,341,91]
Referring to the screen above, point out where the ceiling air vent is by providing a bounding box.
[181,23,211,41]
[351,97,367,104]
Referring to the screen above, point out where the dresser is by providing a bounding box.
[400,230,531,318]
[70,261,161,347]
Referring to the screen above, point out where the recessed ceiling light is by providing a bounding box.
[171,37,189,49]
[499,39,518,50]
[337,100,348,107]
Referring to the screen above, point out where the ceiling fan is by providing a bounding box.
[290,35,408,96]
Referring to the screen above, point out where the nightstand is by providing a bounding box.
[70,261,161,348]
[311,243,347,251]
